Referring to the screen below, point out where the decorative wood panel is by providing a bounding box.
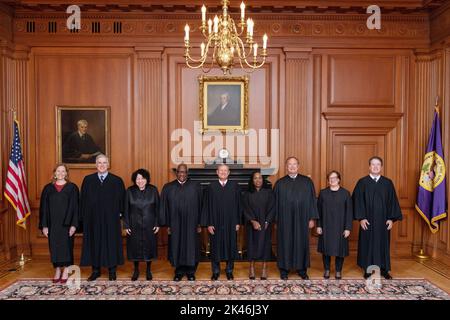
[135,48,165,189]
[329,55,395,108]
[284,50,316,183]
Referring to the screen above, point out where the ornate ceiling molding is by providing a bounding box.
[12,15,429,39]
[2,0,448,15]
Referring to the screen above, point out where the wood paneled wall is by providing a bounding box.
[0,3,449,262]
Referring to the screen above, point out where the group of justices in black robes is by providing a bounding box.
[315,156,402,280]
[38,156,204,282]
[39,153,402,282]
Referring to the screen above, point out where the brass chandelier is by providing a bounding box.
[184,0,268,75]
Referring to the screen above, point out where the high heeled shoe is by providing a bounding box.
[52,271,62,283]
[261,263,268,280]
[52,275,61,284]
[249,262,255,280]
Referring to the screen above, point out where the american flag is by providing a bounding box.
[4,120,31,229]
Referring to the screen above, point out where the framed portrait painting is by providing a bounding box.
[199,76,249,133]
[56,106,110,168]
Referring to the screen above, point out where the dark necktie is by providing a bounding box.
[373,177,378,183]
[100,175,104,184]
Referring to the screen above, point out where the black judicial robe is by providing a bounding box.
[317,187,353,258]
[274,175,319,271]
[80,173,125,268]
[62,132,101,163]
[160,179,202,267]
[201,180,241,262]
[123,185,160,261]
[352,175,403,272]
[242,188,275,261]
[39,182,79,265]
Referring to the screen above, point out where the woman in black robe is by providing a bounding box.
[39,164,79,284]
[123,168,160,281]
[242,172,275,280]
[316,170,353,279]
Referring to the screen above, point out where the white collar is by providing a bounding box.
[98,172,108,179]
[219,179,228,185]
[288,174,298,179]
[369,174,381,181]
[177,179,186,185]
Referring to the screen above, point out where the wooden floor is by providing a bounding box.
[1,254,449,293]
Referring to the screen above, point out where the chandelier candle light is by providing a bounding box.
[184,0,268,74]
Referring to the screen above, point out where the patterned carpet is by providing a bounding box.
[0,278,448,300]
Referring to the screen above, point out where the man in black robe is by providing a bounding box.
[62,119,102,163]
[201,164,241,280]
[274,157,319,280]
[160,164,202,281]
[352,156,402,280]
[80,154,125,281]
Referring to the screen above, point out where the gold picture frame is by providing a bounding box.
[199,75,249,133]
[56,106,110,168]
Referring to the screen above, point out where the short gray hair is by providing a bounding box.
[96,154,109,163]
[77,119,88,127]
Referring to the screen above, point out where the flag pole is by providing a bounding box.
[414,96,439,260]
[414,222,429,259]
[10,107,31,267]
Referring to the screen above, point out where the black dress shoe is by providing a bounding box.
[146,271,153,281]
[323,270,330,279]
[131,270,139,281]
[109,272,117,281]
[249,275,255,280]
[280,274,288,280]
[211,273,219,281]
[226,273,234,280]
[260,276,267,280]
[382,272,393,280]
[298,272,309,280]
[363,272,372,279]
[335,272,342,280]
[187,275,196,281]
[87,272,101,281]
[173,275,182,281]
